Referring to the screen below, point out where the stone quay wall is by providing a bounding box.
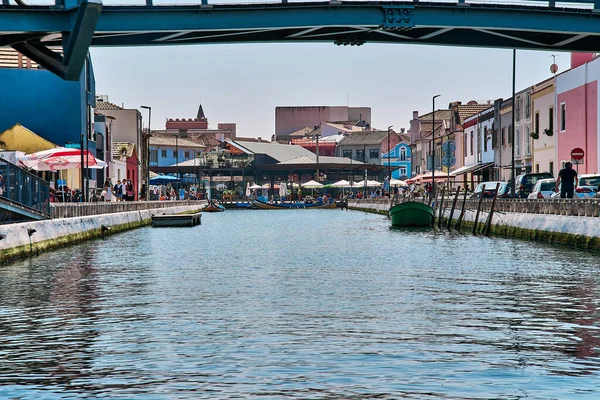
[348,198,600,251]
[1,204,204,263]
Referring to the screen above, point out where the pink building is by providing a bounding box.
[556,53,599,174]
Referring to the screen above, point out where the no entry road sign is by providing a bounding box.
[571,147,585,161]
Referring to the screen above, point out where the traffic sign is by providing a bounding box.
[571,147,585,160]
[441,140,456,153]
[442,154,456,168]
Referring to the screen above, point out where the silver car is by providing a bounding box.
[527,178,556,199]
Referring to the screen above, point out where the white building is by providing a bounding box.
[531,77,557,175]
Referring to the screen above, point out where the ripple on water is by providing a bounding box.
[0,210,599,399]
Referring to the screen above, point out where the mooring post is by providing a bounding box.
[455,187,469,232]
[437,185,446,228]
[472,190,485,235]
[483,182,501,236]
[447,186,461,229]
[431,186,439,226]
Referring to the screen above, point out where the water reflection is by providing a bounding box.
[0,210,599,399]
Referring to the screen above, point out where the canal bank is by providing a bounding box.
[0,204,203,263]
[348,199,600,251]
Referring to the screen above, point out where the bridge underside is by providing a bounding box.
[2,1,600,80]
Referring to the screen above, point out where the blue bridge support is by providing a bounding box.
[2,1,600,80]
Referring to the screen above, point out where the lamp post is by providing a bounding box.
[387,125,393,195]
[141,105,151,200]
[306,125,321,181]
[432,94,441,198]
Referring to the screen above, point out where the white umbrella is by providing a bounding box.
[355,180,382,187]
[390,179,408,187]
[330,179,352,188]
[245,182,251,197]
[20,147,107,171]
[301,180,324,189]
[279,182,288,197]
[248,184,263,190]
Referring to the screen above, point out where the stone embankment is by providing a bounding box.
[348,197,600,251]
[1,202,205,262]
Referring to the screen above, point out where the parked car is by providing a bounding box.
[515,172,554,198]
[551,173,600,199]
[527,178,557,199]
[470,181,509,199]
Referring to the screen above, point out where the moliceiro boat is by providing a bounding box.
[389,201,434,227]
[251,199,336,210]
[203,200,225,212]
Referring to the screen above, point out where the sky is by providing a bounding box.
[90,42,566,138]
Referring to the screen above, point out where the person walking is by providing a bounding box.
[555,161,578,198]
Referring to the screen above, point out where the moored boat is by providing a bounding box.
[203,200,225,212]
[389,201,434,227]
[251,199,336,210]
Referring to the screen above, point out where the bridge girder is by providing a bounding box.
[2,1,600,80]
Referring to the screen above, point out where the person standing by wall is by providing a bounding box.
[555,162,578,198]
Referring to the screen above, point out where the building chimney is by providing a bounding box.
[257,137,262,142]
[412,111,419,120]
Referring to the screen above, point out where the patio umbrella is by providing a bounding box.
[245,182,251,197]
[279,182,288,198]
[149,175,181,185]
[301,180,324,189]
[330,179,352,188]
[390,179,408,187]
[20,147,107,171]
[248,184,263,190]
[354,180,382,187]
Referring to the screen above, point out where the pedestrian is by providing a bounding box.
[140,183,147,201]
[179,187,185,201]
[555,161,578,198]
[125,179,134,201]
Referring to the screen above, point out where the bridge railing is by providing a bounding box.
[1,0,597,9]
[0,157,50,216]
[50,199,205,219]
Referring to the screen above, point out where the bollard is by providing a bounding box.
[585,201,593,217]
[593,200,600,217]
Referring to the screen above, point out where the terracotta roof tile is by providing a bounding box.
[95,100,123,110]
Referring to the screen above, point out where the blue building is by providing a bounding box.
[0,51,98,186]
[382,142,411,179]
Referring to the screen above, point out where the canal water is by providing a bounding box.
[1,210,600,399]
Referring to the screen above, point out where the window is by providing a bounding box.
[516,128,521,155]
[508,126,512,145]
[535,112,540,134]
[536,163,540,173]
[161,149,167,158]
[173,150,177,158]
[560,102,566,131]
[502,127,506,146]
[516,98,522,122]
[463,132,467,156]
[549,106,554,131]
[525,93,531,119]
[184,151,190,158]
[356,149,365,161]
[342,149,352,159]
[549,161,554,175]
[150,149,158,164]
[369,149,379,159]
[470,131,473,155]
[399,166,407,176]
[399,147,407,161]
[483,126,488,152]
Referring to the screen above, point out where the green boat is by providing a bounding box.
[389,201,434,227]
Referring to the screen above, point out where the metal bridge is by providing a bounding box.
[2,0,600,80]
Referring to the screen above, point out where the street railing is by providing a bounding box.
[351,197,600,217]
[0,158,50,216]
[50,200,205,219]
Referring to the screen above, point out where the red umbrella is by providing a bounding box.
[20,147,107,171]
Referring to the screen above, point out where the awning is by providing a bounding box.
[450,162,494,176]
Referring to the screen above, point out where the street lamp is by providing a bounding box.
[141,105,151,200]
[432,94,441,199]
[387,125,393,195]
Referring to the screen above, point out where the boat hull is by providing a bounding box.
[203,201,225,212]
[251,199,336,210]
[388,201,434,227]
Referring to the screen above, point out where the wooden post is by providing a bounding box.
[455,187,469,231]
[472,190,485,235]
[483,182,501,236]
[437,185,446,228]
[447,186,461,229]
[431,186,439,226]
